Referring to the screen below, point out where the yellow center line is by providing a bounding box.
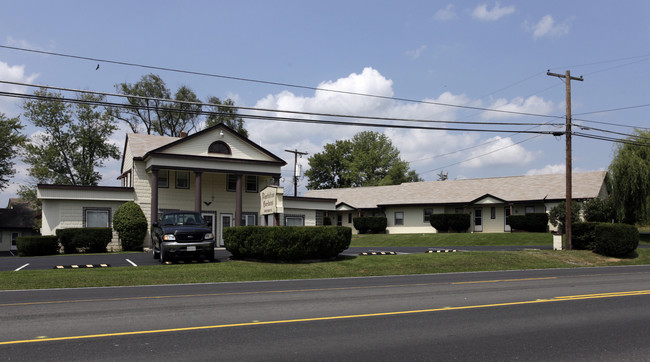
[452,277,557,284]
[2,289,649,346]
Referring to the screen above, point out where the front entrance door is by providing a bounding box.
[473,208,483,232]
[10,232,19,251]
[504,207,512,232]
[220,214,233,247]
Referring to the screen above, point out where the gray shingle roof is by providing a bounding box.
[127,133,179,158]
[304,171,607,209]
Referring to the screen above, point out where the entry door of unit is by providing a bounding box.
[504,207,512,232]
[11,232,19,251]
[220,214,233,247]
[474,208,483,232]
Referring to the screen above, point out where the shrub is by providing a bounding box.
[323,216,332,225]
[430,214,470,233]
[583,198,617,223]
[572,222,599,250]
[549,201,582,233]
[16,236,60,256]
[593,223,639,257]
[56,228,112,253]
[113,201,147,251]
[56,228,80,254]
[353,217,387,234]
[508,213,548,232]
[224,226,351,262]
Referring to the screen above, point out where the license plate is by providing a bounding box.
[186,246,196,252]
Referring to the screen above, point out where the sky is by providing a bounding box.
[1,0,649,206]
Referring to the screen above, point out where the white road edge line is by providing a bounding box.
[126,259,137,267]
[14,264,29,271]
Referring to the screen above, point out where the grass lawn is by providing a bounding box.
[350,232,552,247]
[2,248,648,291]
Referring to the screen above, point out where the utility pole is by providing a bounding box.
[285,149,308,197]
[547,70,583,250]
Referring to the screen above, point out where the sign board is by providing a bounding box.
[260,185,284,215]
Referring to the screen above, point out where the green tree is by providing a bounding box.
[204,96,248,137]
[549,200,582,234]
[305,131,421,189]
[22,89,120,186]
[112,74,170,135]
[113,74,202,137]
[583,197,617,223]
[609,129,650,224]
[0,113,27,191]
[156,85,202,137]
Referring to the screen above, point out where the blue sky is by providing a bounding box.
[1,1,649,205]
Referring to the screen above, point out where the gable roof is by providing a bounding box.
[304,171,608,209]
[124,123,286,165]
[0,199,39,230]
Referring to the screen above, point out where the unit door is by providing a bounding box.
[473,208,483,232]
[504,207,512,232]
[219,214,233,247]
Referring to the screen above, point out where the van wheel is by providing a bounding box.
[153,247,160,260]
[160,246,166,264]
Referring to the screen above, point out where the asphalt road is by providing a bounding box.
[1,266,649,360]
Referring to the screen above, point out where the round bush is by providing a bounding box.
[593,223,639,257]
[113,201,147,251]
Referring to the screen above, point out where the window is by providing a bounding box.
[525,206,535,214]
[348,213,352,224]
[285,215,305,226]
[157,170,169,188]
[491,207,496,219]
[175,171,190,189]
[337,214,342,226]
[246,176,258,193]
[423,208,433,222]
[227,174,237,192]
[241,213,257,226]
[208,141,231,154]
[84,208,111,228]
[394,212,404,225]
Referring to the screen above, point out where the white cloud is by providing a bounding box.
[528,15,570,38]
[406,45,427,60]
[472,3,515,21]
[481,95,554,120]
[0,60,39,115]
[463,136,536,168]
[433,4,457,21]
[526,164,565,175]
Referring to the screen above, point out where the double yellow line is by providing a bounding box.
[2,289,649,346]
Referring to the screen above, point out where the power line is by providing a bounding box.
[0,44,563,120]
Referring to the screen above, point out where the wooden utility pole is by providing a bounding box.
[284,149,308,197]
[547,70,583,250]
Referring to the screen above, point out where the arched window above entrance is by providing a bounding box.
[208,141,231,155]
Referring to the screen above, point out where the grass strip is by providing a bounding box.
[350,232,552,247]
[2,249,648,290]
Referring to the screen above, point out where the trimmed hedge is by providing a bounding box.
[571,222,639,256]
[56,228,113,253]
[16,236,60,256]
[430,214,470,233]
[224,226,351,262]
[572,222,599,250]
[353,217,387,234]
[508,213,549,232]
[113,201,147,251]
[593,223,639,257]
